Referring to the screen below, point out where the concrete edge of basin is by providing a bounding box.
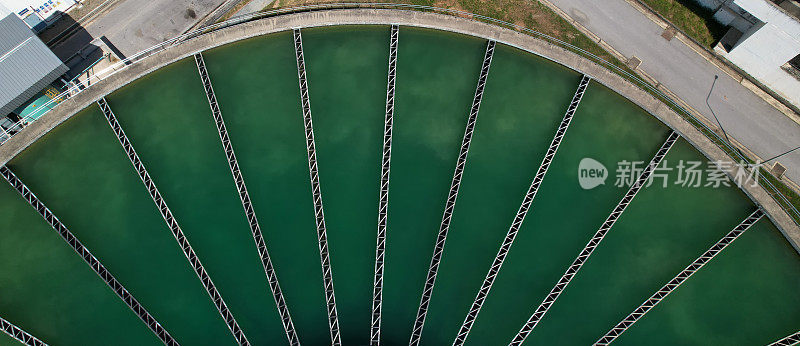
[2,8,797,252]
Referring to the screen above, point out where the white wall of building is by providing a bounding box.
[722,0,800,106]
[0,0,79,26]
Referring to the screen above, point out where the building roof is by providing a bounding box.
[0,8,67,116]
[0,3,10,17]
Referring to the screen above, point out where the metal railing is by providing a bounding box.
[769,330,800,346]
[595,208,765,345]
[409,39,495,346]
[370,23,399,346]
[0,315,47,346]
[2,2,796,226]
[292,28,342,346]
[509,131,680,345]
[0,165,178,346]
[453,75,590,346]
[194,52,300,346]
[97,98,250,346]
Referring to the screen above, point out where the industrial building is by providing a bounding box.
[698,0,800,107]
[0,0,81,32]
[0,3,68,124]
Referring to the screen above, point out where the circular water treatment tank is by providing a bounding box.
[0,11,798,346]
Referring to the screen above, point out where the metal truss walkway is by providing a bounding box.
[293,28,342,346]
[0,165,177,346]
[595,208,764,344]
[96,98,249,346]
[509,131,680,345]
[409,39,496,346]
[370,24,399,346]
[769,330,800,346]
[1,316,46,346]
[453,74,591,346]
[194,52,300,346]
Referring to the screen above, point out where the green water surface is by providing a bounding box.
[616,217,800,345]
[7,106,233,344]
[418,43,580,345]
[302,25,389,345]
[0,170,158,345]
[202,31,331,344]
[466,82,672,345]
[381,27,486,345]
[525,139,755,345]
[105,58,283,344]
[2,26,798,346]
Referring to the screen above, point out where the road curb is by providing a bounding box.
[620,0,800,124]
[536,0,800,193]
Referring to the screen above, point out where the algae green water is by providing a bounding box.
[7,106,234,344]
[381,27,486,345]
[525,139,755,345]
[202,31,331,344]
[466,82,672,345]
[417,43,580,344]
[302,25,389,345]
[616,217,800,345]
[105,59,284,344]
[0,25,798,346]
[0,164,157,345]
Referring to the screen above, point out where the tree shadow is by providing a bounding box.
[669,0,729,44]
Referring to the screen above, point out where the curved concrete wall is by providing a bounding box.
[1,8,797,250]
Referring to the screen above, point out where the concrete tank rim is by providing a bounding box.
[1,7,797,252]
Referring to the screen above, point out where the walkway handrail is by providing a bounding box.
[453,75,590,346]
[371,23,399,346]
[595,208,765,345]
[509,131,680,345]
[2,3,797,225]
[410,39,495,346]
[292,28,342,346]
[0,316,47,346]
[194,52,300,345]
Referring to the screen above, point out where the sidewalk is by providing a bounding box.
[545,0,800,184]
[50,0,227,61]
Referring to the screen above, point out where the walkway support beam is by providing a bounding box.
[0,316,47,346]
[96,98,250,346]
[509,131,680,345]
[595,208,764,344]
[370,24,399,346]
[769,330,800,346]
[0,165,178,346]
[194,52,299,346]
[292,28,342,346]
[452,75,591,346]
[409,39,496,346]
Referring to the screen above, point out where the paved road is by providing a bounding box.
[233,0,275,16]
[51,0,226,61]
[548,0,800,183]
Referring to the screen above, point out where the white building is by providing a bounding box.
[0,0,81,32]
[700,0,800,107]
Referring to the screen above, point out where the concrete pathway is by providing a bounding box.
[233,0,275,16]
[51,0,227,60]
[548,0,800,183]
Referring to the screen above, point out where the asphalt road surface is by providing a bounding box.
[549,0,800,183]
[51,0,226,60]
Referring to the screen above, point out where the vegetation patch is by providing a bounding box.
[253,0,800,222]
[637,0,727,47]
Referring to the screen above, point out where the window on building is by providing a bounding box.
[783,53,800,80]
[790,54,800,70]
